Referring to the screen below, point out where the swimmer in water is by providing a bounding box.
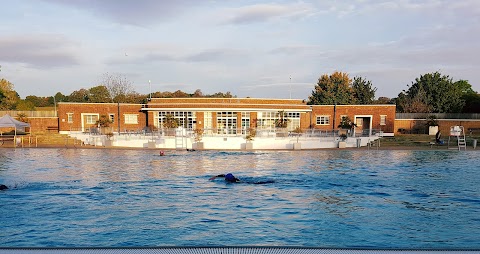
[209,173,240,183]
[209,173,274,184]
[0,184,8,190]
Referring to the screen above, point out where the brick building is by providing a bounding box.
[57,98,396,136]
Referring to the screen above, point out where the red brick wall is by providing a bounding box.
[395,119,480,135]
[310,105,396,132]
[28,118,59,133]
[57,102,396,133]
[58,103,145,132]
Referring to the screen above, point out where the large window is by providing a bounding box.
[204,112,213,134]
[85,115,97,124]
[124,114,138,124]
[156,111,195,129]
[217,112,237,134]
[257,112,276,130]
[241,112,250,134]
[287,112,300,130]
[316,116,330,125]
[257,111,300,131]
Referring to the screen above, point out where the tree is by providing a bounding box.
[192,89,203,97]
[352,76,377,104]
[88,85,111,103]
[396,72,465,113]
[163,114,179,129]
[96,114,113,127]
[454,80,480,113]
[67,88,90,102]
[99,73,135,103]
[53,92,67,103]
[308,71,355,105]
[374,97,395,104]
[0,78,20,110]
[25,95,49,107]
[396,86,432,113]
[15,100,36,110]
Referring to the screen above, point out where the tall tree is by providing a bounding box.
[68,88,90,102]
[397,71,464,113]
[99,73,135,103]
[0,78,20,110]
[308,71,355,105]
[88,85,111,103]
[352,76,377,104]
[455,80,480,113]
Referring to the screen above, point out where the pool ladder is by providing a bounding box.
[448,126,467,150]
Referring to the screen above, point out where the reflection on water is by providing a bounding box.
[0,148,479,248]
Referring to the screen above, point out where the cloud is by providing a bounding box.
[0,34,80,68]
[222,2,316,24]
[42,0,203,26]
[184,48,248,62]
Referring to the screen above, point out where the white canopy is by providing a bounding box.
[0,114,30,130]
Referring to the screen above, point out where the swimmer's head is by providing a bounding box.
[225,173,237,182]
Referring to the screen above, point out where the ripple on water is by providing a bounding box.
[0,149,479,248]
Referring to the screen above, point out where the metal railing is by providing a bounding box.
[0,110,57,117]
[396,113,480,119]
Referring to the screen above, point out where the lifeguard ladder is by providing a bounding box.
[448,126,467,150]
[175,127,187,150]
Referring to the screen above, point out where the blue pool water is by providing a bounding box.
[0,148,479,249]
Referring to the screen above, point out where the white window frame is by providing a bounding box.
[67,113,73,123]
[380,115,386,126]
[316,116,330,125]
[124,114,138,124]
[86,115,97,124]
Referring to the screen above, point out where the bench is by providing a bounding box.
[468,128,480,135]
[46,126,59,132]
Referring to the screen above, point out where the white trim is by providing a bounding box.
[142,108,312,112]
[354,115,373,136]
[80,113,100,132]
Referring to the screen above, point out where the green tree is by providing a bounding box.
[53,92,67,103]
[454,80,480,113]
[67,88,89,102]
[308,71,355,105]
[15,100,36,110]
[163,114,179,129]
[96,114,113,127]
[88,85,111,103]
[25,95,49,107]
[0,78,20,110]
[396,86,432,113]
[352,76,377,104]
[397,71,464,113]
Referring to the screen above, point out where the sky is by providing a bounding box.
[1,0,479,100]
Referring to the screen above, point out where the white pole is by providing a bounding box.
[149,80,152,100]
[289,75,292,99]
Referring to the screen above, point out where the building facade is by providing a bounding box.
[57,98,396,136]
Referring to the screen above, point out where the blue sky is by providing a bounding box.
[1,0,479,100]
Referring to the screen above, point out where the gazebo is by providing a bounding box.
[0,114,31,146]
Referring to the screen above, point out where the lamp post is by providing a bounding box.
[289,75,292,99]
[52,96,57,117]
[148,80,152,101]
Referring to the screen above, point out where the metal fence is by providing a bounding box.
[396,113,480,119]
[0,110,57,117]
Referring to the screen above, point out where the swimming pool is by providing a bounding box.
[0,148,479,249]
